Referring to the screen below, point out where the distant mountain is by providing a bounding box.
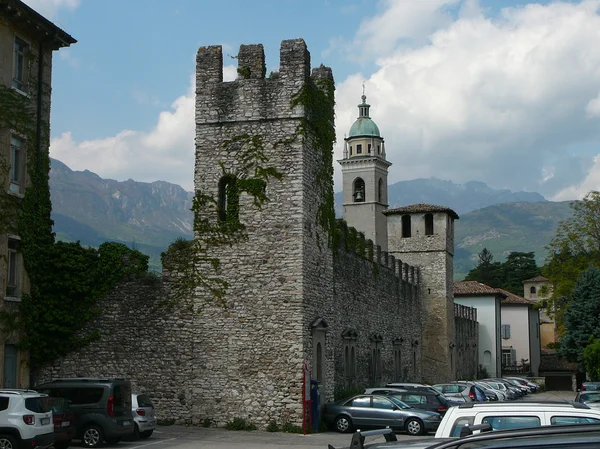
[49,159,571,277]
[335,177,546,216]
[453,201,573,280]
[50,159,194,271]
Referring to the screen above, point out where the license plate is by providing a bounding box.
[61,421,70,427]
[41,418,50,425]
[123,421,131,426]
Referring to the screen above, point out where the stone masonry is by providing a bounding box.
[37,39,478,429]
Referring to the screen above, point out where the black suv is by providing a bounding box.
[36,378,134,448]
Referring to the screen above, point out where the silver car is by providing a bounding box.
[131,393,157,439]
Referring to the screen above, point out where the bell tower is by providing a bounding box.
[338,93,391,251]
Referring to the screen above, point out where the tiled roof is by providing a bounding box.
[497,288,534,305]
[453,281,507,298]
[384,203,459,219]
[523,275,549,283]
[539,350,579,372]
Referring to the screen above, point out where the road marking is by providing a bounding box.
[130,438,177,448]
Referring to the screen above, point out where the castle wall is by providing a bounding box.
[454,303,478,380]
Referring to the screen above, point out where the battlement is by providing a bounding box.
[336,219,419,287]
[195,39,332,125]
[455,303,477,322]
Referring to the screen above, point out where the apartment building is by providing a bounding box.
[0,0,75,387]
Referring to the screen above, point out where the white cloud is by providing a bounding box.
[334,0,600,200]
[50,65,238,191]
[22,0,80,20]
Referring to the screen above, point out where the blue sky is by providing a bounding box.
[24,0,600,200]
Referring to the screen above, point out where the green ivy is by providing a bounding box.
[0,76,152,368]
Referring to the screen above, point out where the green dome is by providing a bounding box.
[348,94,380,137]
[349,117,380,138]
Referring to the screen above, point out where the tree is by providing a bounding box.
[559,266,600,367]
[584,338,600,381]
[465,248,503,287]
[543,191,600,328]
[464,249,539,296]
[502,252,539,295]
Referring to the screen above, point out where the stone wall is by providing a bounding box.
[454,303,478,380]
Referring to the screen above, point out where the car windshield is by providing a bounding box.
[48,397,69,413]
[581,393,600,403]
[388,396,411,409]
[25,397,51,413]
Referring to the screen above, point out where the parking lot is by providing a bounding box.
[70,390,575,449]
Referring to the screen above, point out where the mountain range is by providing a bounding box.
[49,159,574,278]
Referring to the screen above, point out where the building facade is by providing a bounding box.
[454,281,505,377]
[0,0,75,388]
[523,275,555,349]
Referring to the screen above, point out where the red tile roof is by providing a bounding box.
[497,288,535,305]
[453,281,507,297]
[384,203,459,219]
[523,275,549,283]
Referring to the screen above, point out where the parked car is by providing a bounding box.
[434,401,600,438]
[329,423,600,449]
[484,378,525,398]
[364,388,456,415]
[433,382,486,402]
[581,381,600,392]
[323,394,442,435]
[575,391,600,409]
[503,378,532,394]
[505,376,541,392]
[49,396,76,449]
[131,393,156,439]
[473,382,504,401]
[0,389,55,449]
[481,380,518,400]
[36,377,134,448]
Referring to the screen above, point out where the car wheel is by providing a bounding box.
[0,435,17,449]
[132,424,140,440]
[405,418,425,436]
[140,430,153,439]
[335,415,353,433]
[53,440,73,449]
[82,424,104,448]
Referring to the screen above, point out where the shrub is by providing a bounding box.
[226,417,257,431]
[266,419,279,432]
[202,417,212,428]
[282,422,304,433]
[157,418,175,426]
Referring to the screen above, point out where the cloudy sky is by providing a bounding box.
[27,0,600,200]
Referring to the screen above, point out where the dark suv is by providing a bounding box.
[36,378,134,448]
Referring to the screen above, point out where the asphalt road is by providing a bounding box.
[65,390,577,449]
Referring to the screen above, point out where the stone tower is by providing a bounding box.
[385,204,459,383]
[339,94,391,251]
[194,39,335,427]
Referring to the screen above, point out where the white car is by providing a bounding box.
[0,389,55,449]
[435,401,600,438]
[131,393,157,439]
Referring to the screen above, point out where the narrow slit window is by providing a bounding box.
[402,215,411,238]
[425,214,434,236]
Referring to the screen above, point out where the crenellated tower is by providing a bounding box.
[338,94,391,251]
[194,39,336,428]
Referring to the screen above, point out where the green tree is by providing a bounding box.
[559,266,600,367]
[465,249,539,295]
[584,338,600,381]
[502,252,539,295]
[465,248,503,287]
[543,191,600,328]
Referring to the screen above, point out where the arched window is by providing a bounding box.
[484,350,492,366]
[353,178,365,202]
[378,178,384,203]
[218,175,239,222]
[425,214,434,236]
[530,286,537,295]
[402,215,411,238]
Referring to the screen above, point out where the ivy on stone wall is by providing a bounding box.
[161,133,282,307]
[0,79,152,368]
[289,70,337,247]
